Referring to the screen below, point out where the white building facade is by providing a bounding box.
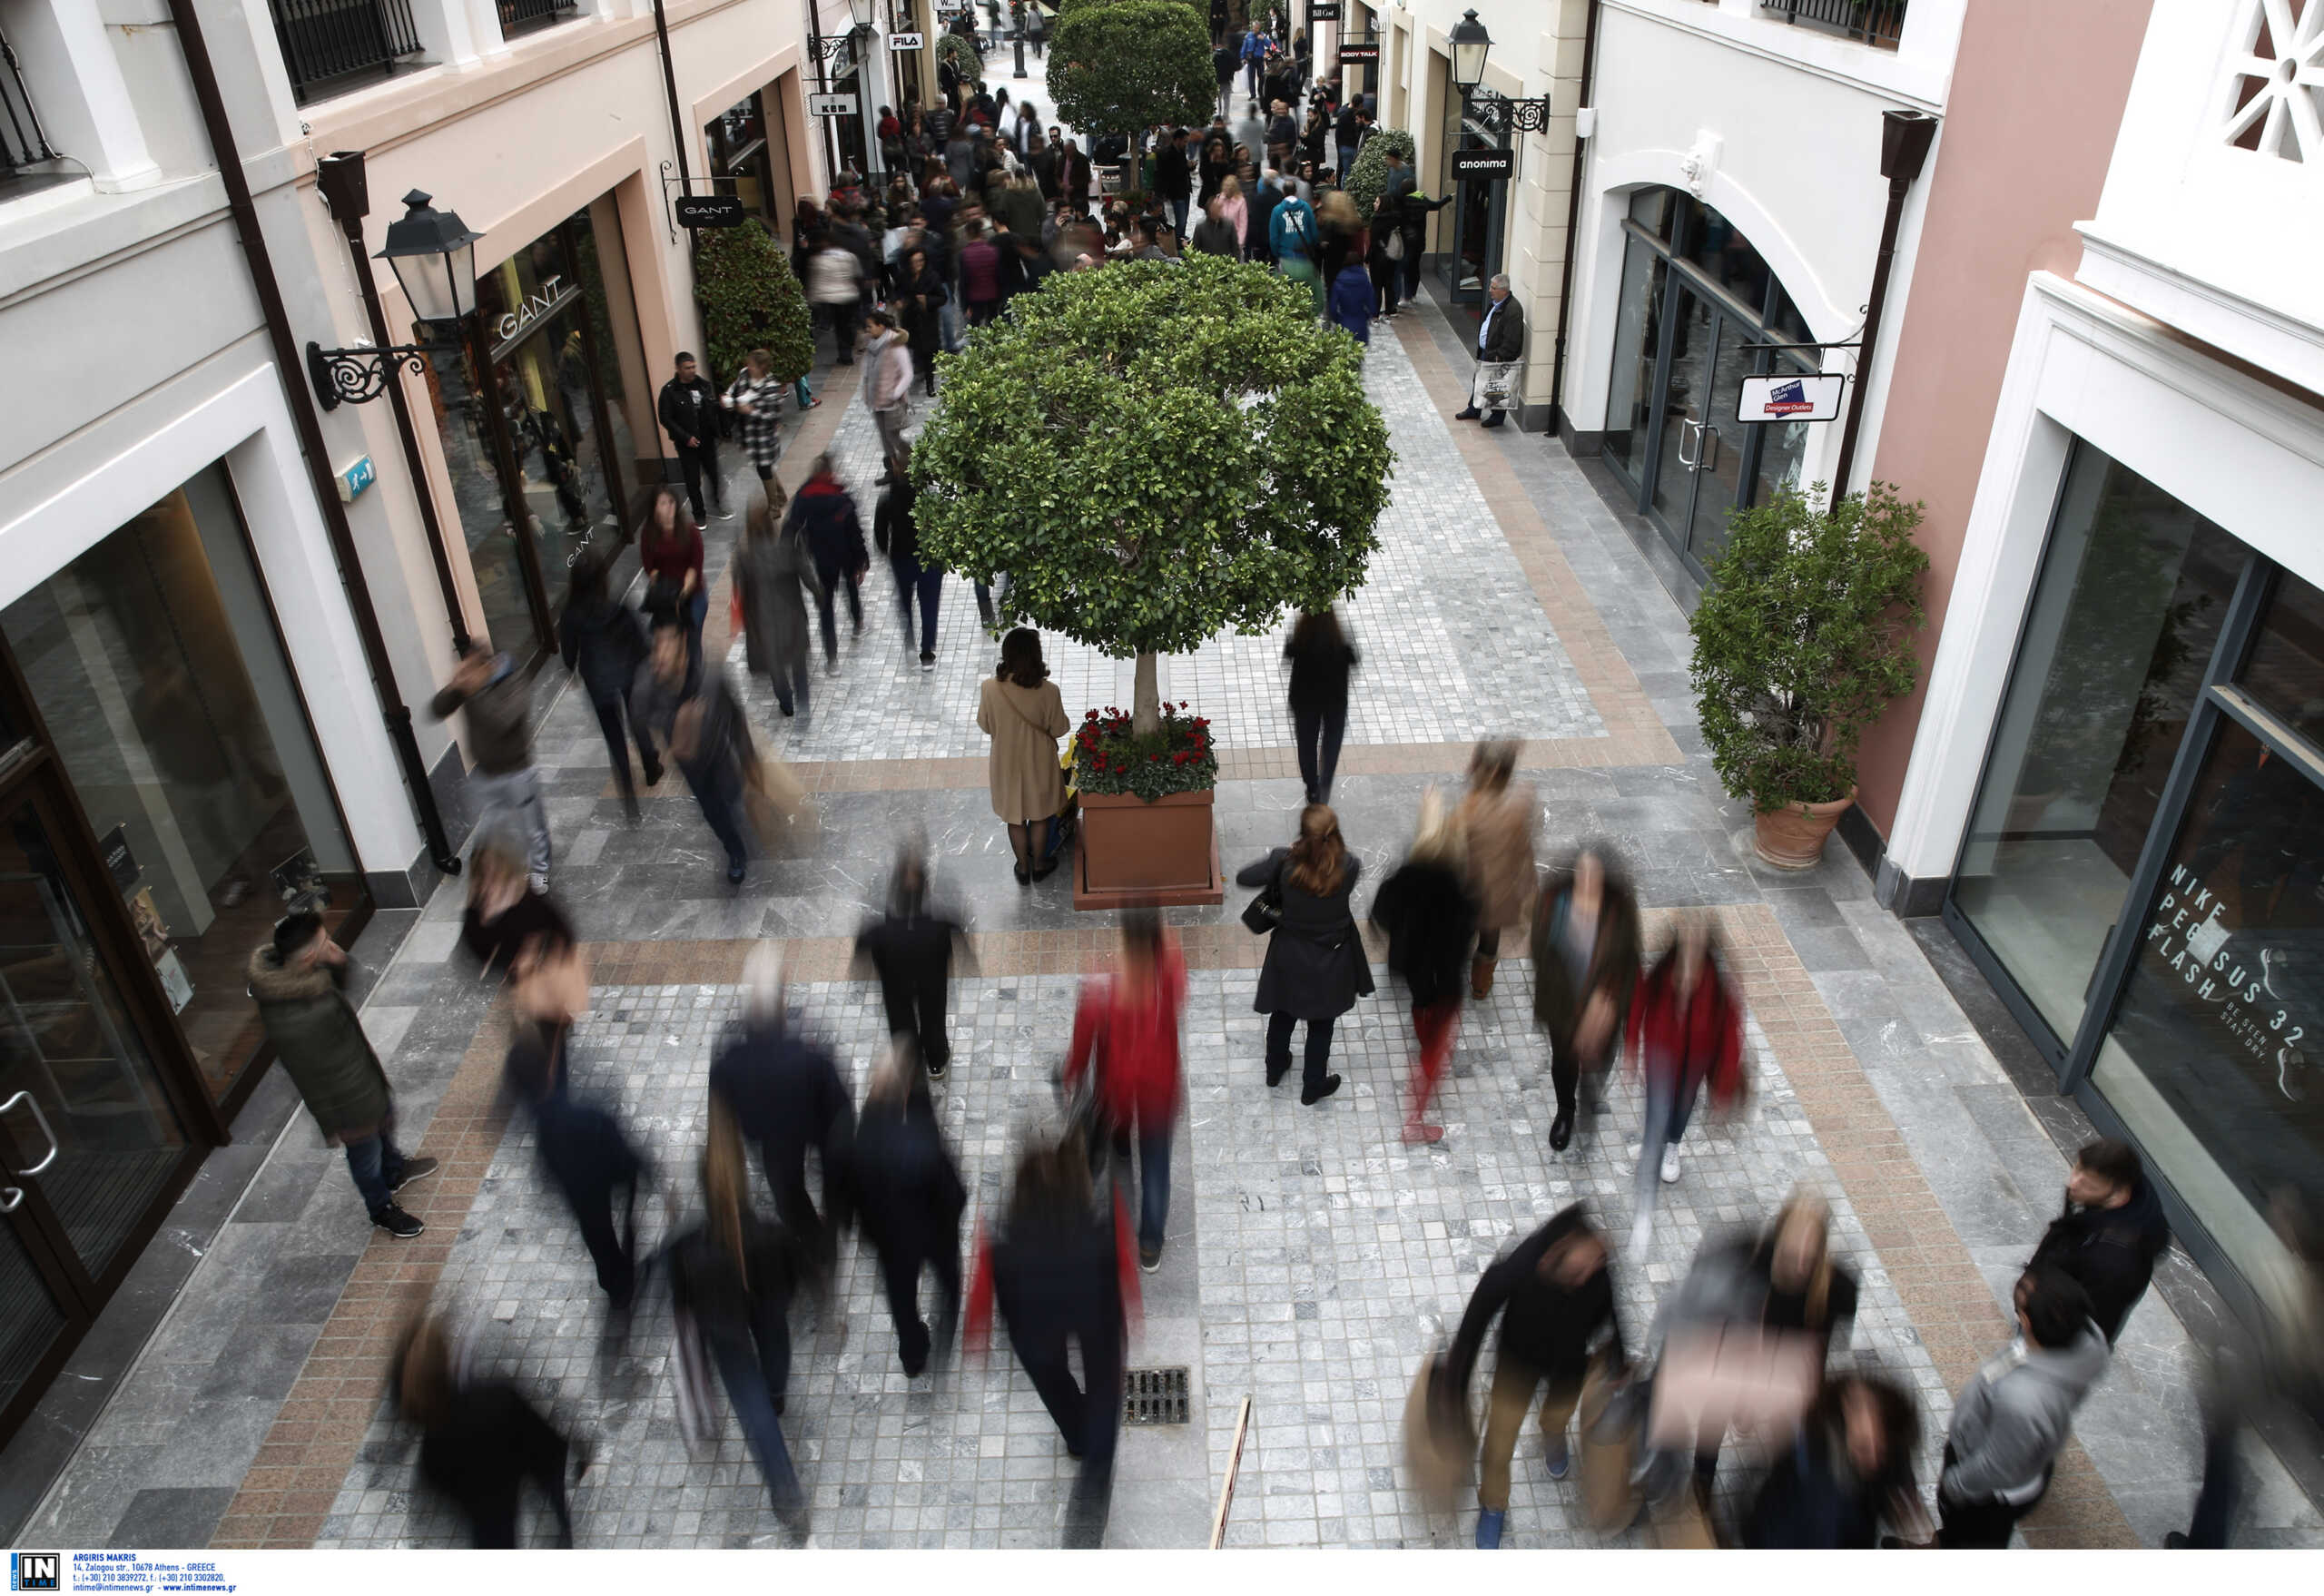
[1883,0,2324,1301]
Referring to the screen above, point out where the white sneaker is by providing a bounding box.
[1661,1146,1683,1184]
[527,871,550,896]
[1628,1215,1653,1256]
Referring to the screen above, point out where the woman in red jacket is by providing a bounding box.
[1625,915,1745,1253]
[1062,908,1187,1273]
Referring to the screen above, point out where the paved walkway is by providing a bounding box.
[19,292,2322,1551]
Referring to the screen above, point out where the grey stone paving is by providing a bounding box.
[733,329,1601,764]
[311,966,1945,1550]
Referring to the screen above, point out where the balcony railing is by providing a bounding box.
[2,24,60,176]
[1760,0,1908,51]
[499,0,582,41]
[269,0,427,105]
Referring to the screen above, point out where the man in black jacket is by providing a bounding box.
[710,946,857,1277]
[2024,1138,2170,1345]
[657,351,727,523]
[1436,1205,1625,1549]
[854,847,971,1076]
[1454,273,1526,429]
[1155,127,1195,241]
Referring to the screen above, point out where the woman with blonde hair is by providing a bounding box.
[1236,803,1374,1105]
[1369,787,1479,1143]
[1457,737,1538,1000]
[668,1089,810,1533]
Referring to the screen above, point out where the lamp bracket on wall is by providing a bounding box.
[1465,88,1554,135]
[306,340,431,412]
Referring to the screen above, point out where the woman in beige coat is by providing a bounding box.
[1456,738,1538,999]
[977,626,1071,884]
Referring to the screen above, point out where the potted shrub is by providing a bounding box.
[912,252,1392,908]
[1049,0,1215,175]
[694,222,813,398]
[1344,127,1417,224]
[1689,480,1929,868]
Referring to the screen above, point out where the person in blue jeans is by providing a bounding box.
[248,913,437,1237]
[671,1090,809,1538]
[1061,910,1188,1272]
[874,446,944,668]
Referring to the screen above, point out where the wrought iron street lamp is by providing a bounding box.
[305,186,482,409]
[1447,10,1554,135]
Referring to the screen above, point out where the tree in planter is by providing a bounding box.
[1049,0,1215,147]
[1689,480,1929,814]
[912,252,1391,749]
[693,222,814,390]
[1344,126,1416,224]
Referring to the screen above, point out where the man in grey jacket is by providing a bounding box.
[1936,1269,2110,1546]
[431,637,548,892]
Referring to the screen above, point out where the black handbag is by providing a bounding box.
[1240,862,1285,935]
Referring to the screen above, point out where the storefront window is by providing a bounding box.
[709,93,778,223]
[0,468,359,1104]
[1951,443,2241,1044]
[423,343,536,654]
[2238,570,2324,748]
[1602,232,1665,484]
[2091,714,2324,1284]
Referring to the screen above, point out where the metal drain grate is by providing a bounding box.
[1123,1366,1191,1424]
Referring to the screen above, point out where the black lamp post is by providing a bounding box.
[1011,0,1027,78]
[308,163,481,658]
[1447,9,1553,134]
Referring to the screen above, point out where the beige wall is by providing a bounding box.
[1853,0,2155,839]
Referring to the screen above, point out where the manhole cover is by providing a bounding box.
[1123,1365,1191,1424]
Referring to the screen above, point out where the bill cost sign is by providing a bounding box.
[1736,372,1845,423]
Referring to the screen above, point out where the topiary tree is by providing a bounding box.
[1049,0,1215,144]
[1689,480,1929,812]
[1344,126,1416,223]
[913,253,1393,736]
[694,222,814,389]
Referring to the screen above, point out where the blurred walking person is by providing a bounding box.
[1434,1206,1625,1549]
[558,555,659,823]
[851,1040,968,1375]
[1934,1269,2108,1547]
[1062,907,1188,1270]
[874,446,944,670]
[863,308,916,464]
[783,454,869,671]
[430,635,549,892]
[506,1024,650,1311]
[1528,844,1641,1152]
[1743,1374,1925,1549]
[1623,916,1746,1253]
[250,912,435,1237]
[393,1314,581,1547]
[637,485,708,668]
[852,844,970,1079]
[631,614,755,886]
[966,1135,1136,1545]
[1283,607,1356,804]
[669,1090,811,1535]
[735,487,818,727]
[1370,788,1477,1143]
[1456,739,1535,1002]
[1236,803,1373,1106]
[976,627,1071,884]
[710,946,856,1278]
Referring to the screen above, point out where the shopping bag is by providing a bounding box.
[1402,1351,1474,1514]
[1472,360,1521,412]
[1578,1355,1643,1532]
[743,754,819,855]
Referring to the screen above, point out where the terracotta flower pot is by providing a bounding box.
[1072,787,1224,910]
[1753,789,1856,870]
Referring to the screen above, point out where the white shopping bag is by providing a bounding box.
[1472,360,1521,412]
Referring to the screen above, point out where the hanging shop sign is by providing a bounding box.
[1338,40,1380,65]
[675,194,748,230]
[1450,146,1516,182]
[890,31,925,50]
[809,93,861,117]
[1735,372,1846,423]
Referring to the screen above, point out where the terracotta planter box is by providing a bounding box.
[1753,789,1856,870]
[1072,787,1224,910]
